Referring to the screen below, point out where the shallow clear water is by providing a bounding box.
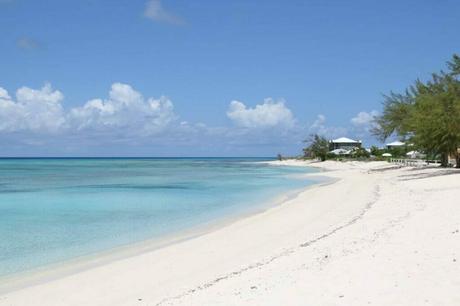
[0,158,316,276]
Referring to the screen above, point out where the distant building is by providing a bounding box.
[386,141,405,149]
[329,148,350,155]
[329,137,362,151]
[406,150,425,159]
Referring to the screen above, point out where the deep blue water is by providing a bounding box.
[0,158,316,276]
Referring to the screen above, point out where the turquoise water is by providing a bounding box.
[0,158,316,276]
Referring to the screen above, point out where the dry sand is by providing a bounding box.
[0,160,459,306]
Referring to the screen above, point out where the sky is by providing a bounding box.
[1,0,459,157]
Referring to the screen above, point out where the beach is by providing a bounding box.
[1,160,459,306]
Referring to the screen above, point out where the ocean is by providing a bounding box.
[0,158,317,276]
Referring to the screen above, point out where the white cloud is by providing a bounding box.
[0,84,65,133]
[0,82,176,137]
[348,110,380,144]
[310,114,326,130]
[144,0,184,25]
[68,83,176,134]
[307,111,380,143]
[351,110,379,127]
[309,114,347,138]
[0,87,11,100]
[226,98,295,129]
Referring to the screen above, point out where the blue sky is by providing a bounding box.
[1,0,459,156]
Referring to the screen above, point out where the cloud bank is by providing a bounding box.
[0,82,379,155]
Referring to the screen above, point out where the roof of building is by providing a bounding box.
[330,137,360,143]
[386,141,405,146]
[330,148,350,155]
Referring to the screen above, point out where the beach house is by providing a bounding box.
[386,141,405,149]
[329,137,362,151]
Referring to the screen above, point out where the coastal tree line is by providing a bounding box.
[373,54,460,167]
[303,54,460,168]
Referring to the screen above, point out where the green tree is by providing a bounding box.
[351,147,370,158]
[303,134,329,161]
[373,91,415,142]
[373,55,460,167]
[411,74,460,165]
[370,145,383,156]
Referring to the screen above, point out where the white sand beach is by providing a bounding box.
[1,160,459,306]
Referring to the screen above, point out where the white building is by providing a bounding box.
[329,137,362,151]
[386,141,405,149]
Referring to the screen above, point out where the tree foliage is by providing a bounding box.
[370,145,382,156]
[373,55,460,167]
[351,147,370,158]
[303,134,329,161]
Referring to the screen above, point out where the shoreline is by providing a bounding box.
[1,160,459,305]
[0,163,329,294]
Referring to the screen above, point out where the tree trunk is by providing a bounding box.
[456,151,460,168]
[441,152,449,167]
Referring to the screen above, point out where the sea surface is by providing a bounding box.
[0,158,317,276]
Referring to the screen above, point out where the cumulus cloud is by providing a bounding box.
[144,0,184,25]
[310,114,326,130]
[68,83,176,135]
[348,110,380,143]
[309,114,347,138]
[351,110,379,127]
[0,87,11,100]
[226,98,295,129]
[0,84,65,133]
[0,83,176,137]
